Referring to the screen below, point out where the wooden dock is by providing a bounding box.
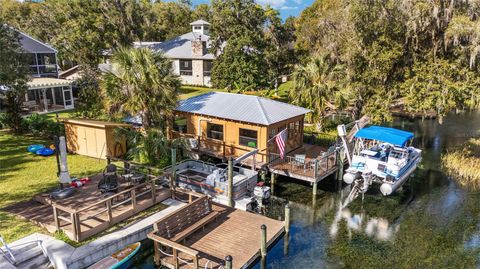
[148,193,285,269]
[6,173,170,242]
[268,144,338,183]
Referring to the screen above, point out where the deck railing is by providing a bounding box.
[51,176,165,242]
[268,149,338,180]
[171,130,267,163]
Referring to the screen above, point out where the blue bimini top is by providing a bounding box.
[354,126,414,147]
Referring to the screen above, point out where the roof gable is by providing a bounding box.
[176,92,311,125]
[18,31,56,54]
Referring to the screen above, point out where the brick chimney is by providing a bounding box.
[192,36,206,57]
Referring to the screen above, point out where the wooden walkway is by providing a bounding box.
[6,174,171,242]
[268,144,338,183]
[150,201,285,269]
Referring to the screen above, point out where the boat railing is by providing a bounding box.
[0,235,16,265]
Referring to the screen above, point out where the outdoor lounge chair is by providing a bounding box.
[98,164,119,194]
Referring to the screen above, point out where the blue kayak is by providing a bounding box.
[27,144,45,153]
[36,148,55,156]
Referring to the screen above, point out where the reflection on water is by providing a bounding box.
[330,207,399,242]
[133,111,480,269]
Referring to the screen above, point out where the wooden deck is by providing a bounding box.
[150,201,285,269]
[268,144,338,183]
[6,173,170,242]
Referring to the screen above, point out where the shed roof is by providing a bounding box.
[27,78,71,89]
[176,92,311,125]
[62,119,131,128]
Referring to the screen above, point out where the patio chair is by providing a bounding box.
[98,164,119,194]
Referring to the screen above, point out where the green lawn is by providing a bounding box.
[0,130,105,243]
[44,109,76,119]
[179,86,219,99]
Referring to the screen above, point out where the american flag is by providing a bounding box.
[275,129,288,159]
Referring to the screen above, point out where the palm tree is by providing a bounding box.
[290,54,345,131]
[101,46,181,129]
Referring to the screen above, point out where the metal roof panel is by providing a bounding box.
[176,92,311,125]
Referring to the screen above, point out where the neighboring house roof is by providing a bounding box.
[27,78,71,89]
[18,30,57,54]
[59,65,80,79]
[190,20,210,25]
[135,32,215,60]
[176,92,311,126]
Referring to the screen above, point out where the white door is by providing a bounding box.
[62,87,74,109]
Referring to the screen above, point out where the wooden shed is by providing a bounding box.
[63,119,130,159]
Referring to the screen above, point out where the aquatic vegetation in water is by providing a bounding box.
[442,138,480,189]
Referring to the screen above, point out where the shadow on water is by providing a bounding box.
[134,111,480,269]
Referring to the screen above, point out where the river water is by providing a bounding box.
[131,112,480,269]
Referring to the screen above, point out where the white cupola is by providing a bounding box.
[190,20,210,36]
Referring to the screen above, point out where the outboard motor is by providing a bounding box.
[253,182,271,207]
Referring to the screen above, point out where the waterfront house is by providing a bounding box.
[171,92,311,164]
[0,28,74,114]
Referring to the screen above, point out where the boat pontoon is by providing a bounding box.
[338,125,422,196]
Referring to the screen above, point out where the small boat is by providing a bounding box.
[87,242,141,269]
[338,125,422,197]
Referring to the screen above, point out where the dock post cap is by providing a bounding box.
[285,203,290,208]
[261,224,267,229]
[225,255,232,261]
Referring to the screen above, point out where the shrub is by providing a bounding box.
[22,113,64,138]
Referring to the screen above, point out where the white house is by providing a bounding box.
[134,20,215,87]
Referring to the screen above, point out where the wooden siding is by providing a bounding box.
[174,112,305,164]
[64,120,127,159]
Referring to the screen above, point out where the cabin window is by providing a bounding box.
[174,117,187,133]
[194,26,202,30]
[203,60,212,76]
[207,123,223,140]
[239,128,258,148]
[179,60,192,76]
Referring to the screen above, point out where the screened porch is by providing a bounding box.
[23,78,74,114]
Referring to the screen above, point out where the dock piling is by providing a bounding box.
[284,203,290,233]
[260,224,267,258]
[313,160,319,196]
[270,173,276,195]
[228,157,234,207]
[170,148,177,198]
[225,255,233,269]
